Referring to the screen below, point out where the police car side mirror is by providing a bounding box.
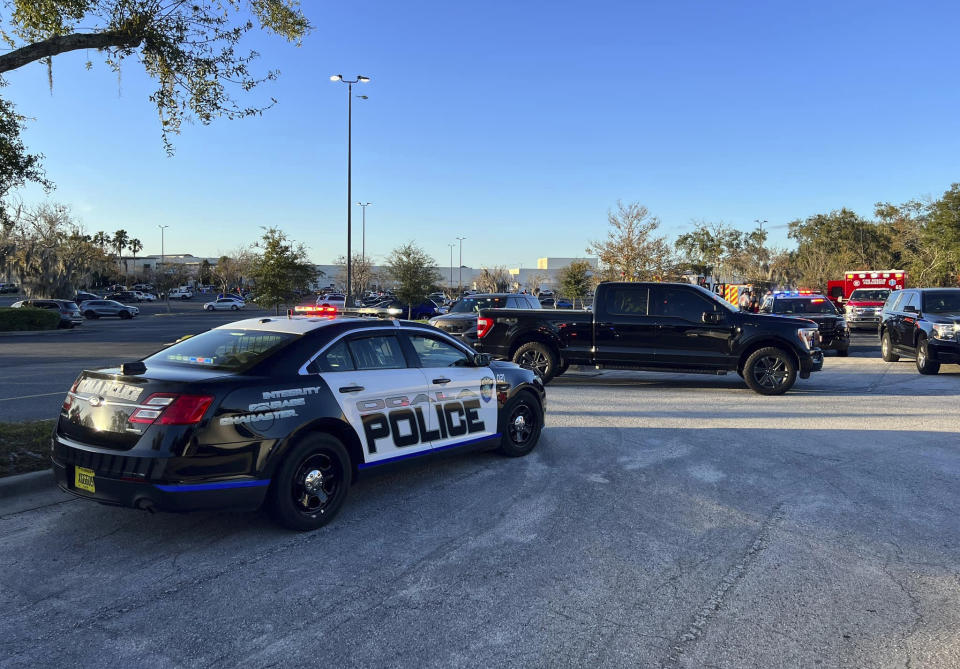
[473,352,492,367]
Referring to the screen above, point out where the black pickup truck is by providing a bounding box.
[475,281,825,395]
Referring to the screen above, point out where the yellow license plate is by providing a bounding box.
[75,466,96,493]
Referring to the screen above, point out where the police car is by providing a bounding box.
[52,315,546,530]
[759,291,851,356]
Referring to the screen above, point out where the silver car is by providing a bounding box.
[80,300,139,320]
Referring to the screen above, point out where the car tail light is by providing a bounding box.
[477,317,493,339]
[129,393,213,425]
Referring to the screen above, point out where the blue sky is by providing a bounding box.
[7,0,960,267]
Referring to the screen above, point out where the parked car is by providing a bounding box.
[73,291,100,304]
[167,288,193,300]
[316,293,346,309]
[134,291,156,302]
[758,291,850,356]
[0,283,20,294]
[80,300,139,320]
[475,281,824,394]
[132,283,155,292]
[880,287,960,374]
[11,299,83,328]
[429,293,541,346]
[204,297,245,311]
[216,293,245,302]
[538,297,555,307]
[106,291,141,303]
[358,298,439,320]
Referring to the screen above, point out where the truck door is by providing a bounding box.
[649,285,736,369]
[593,285,658,366]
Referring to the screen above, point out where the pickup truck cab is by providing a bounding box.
[476,281,825,395]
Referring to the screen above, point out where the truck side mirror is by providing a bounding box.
[903,305,918,314]
[702,312,724,324]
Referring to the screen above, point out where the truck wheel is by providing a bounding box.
[743,347,797,395]
[881,331,899,362]
[84,310,97,320]
[498,392,543,457]
[915,338,940,375]
[268,433,350,531]
[513,342,559,383]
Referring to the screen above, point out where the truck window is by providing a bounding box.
[902,292,919,311]
[604,287,649,316]
[651,286,720,322]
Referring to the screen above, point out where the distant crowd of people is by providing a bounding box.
[736,288,772,313]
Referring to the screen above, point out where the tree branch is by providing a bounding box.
[0,31,143,74]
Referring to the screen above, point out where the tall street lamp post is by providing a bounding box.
[448,243,455,291]
[330,73,370,305]
[456,236,466,294]
[356,202,371,265]
[158,224,169,311]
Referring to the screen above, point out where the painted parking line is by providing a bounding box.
[0,391,65,402]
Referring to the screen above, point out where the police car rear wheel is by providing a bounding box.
[743,347,797,396]
[498,393,542,457]
[268,434,350,531]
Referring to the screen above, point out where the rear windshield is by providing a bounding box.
[773,298,838,315]
[144,329,297,371]
[849,289,890,301]
[922,291,960,314]
[450,297,507,313]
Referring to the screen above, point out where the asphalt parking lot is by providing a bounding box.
[1,324,959,667]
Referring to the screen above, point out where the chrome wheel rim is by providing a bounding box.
[918,345,926,367]
[292,452,340,515]
[752,355,788,389]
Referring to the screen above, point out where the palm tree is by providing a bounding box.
[92,231,111,253]
[113,229,129,281]
[128,238,143,281]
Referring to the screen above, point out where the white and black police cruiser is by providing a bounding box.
[52,314,546,530]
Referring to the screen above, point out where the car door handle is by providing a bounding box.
[432,377,451,384]
[338,385,364,393]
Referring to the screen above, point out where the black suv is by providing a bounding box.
[429,293,541,346]
[879,288,960,374]
[759,291,850,356]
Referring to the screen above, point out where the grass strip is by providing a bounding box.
[0,420,54,478]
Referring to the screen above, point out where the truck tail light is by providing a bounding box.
[130,393,213,425]
[477,317,493,339]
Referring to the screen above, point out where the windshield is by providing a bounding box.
[449,296,507,313]
[923,290,960,313]
[144,329,297,371]
[849,289,890,301]
[692,284,738,312]
[773,298,838,315]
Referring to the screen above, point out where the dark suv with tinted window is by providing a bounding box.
[429,293,541,347]
[879,288,960,374]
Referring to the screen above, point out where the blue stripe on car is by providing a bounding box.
[155,479,270,492]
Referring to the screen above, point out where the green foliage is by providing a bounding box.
[248,227,316,314]
[0,419,56,477]
[0,306,60,331]
[675,221,782,285]
[587,201,680,282]
[385,242,441,319]
[557,261,592,307]
[0,95,50,226]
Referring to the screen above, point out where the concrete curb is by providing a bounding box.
[0,328,88,338]
[0,468,55,498]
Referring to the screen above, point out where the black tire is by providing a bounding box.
[119,311,132,319]
[498,392,543,457]
[84,310,98,319]
[204,305,213,311]
[836,346,850,357]
[231,305,239,311]
[742,346,798,395]
[268,433,351,531]
[881,331,899,362]
[915,338,940,375]
[512,341,559,383]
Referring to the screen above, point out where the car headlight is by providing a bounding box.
[797,327,818,350]
[932,323,959,340]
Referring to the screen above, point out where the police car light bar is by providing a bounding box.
[292,305,338,316]
[773,290,816,296]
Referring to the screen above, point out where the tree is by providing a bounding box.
[0,1,311,154]
[385,242,442,319]
[334,253,373,297]
[128,238,143,280]
[248,228,316,314]
[476,266,511,293]
[0,96,50,226]
[586,201,679,282]
[112,229,129,279]
[0,203,111,297]
[528,272,550,295]
[557,261,592,308]
[212,248,254,293]
[92,231,111,253]
[787,208,891,289]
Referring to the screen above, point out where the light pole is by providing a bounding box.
[456,236,466,294]
[356,202,371,266]
[448,243,455,291]
[754,219,767,234]
[158,225,169,311]
[331,73,370,305]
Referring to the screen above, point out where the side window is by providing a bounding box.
[313,339,355,373]
[902,292,919,311]
[506,297,520,309]
[604,287,649,316]
[759,297,773,313]
[408,334,470,368]
[347,335,406,371]
[652,287,720,321]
